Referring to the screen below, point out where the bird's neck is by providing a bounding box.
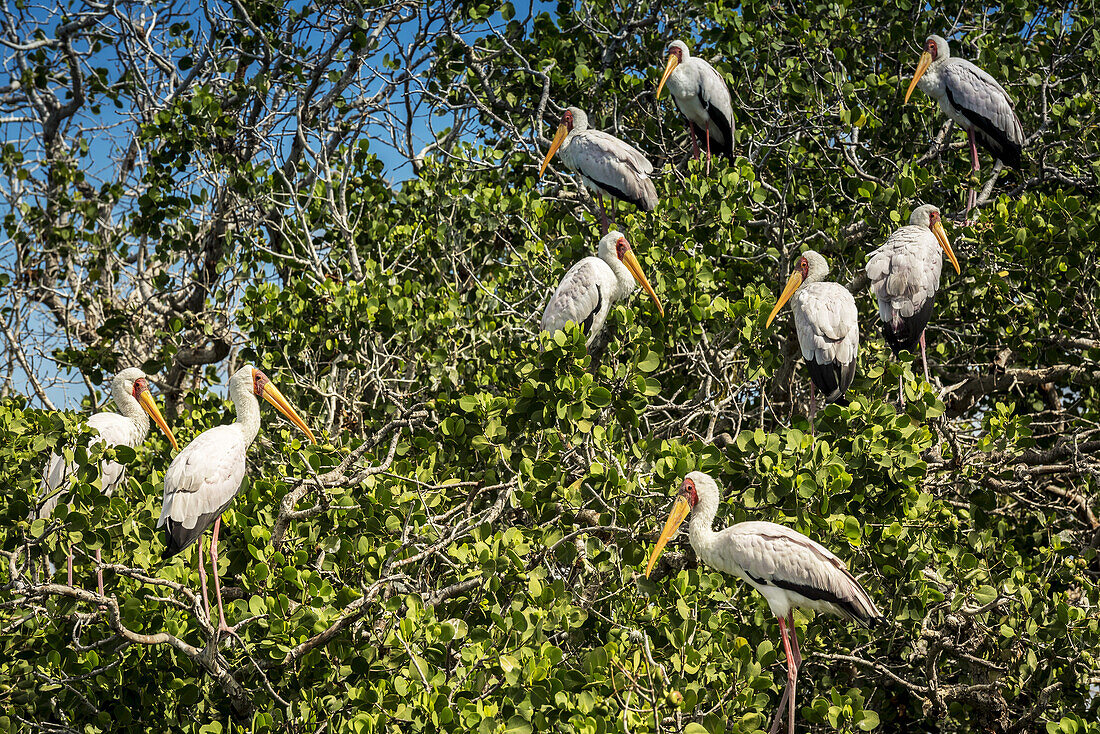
[608,258,638,301]
[688,491,721,565]
[233,389,263,448]
[918,63,946,97]
[115,391,150,441]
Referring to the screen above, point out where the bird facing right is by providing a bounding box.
[540,230,663,349]
[645,471,882,734]
[866,204,960,403]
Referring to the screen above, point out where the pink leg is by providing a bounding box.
[67,544,73,586]
[95,548,104,597]
[920,331,930,383]
[688,124,699,160]
[768,616,801,734]
[705,127,712,173]
[197,535,211,622]
[898,371,905,408]
[598,195,610,236]
[210,517,230,632]
[787,612,803,669]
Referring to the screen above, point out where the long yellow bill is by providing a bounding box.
[137,387,178,451]
[262,383,318,444]
[620,247,664,316]
[904,51,933,104]
[656,54,679,100]
[765,271,803,327]
[539,123,569,178]
[644,494,692,577]
[932,220,960,274]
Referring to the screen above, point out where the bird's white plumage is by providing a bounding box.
[663,41,734,152]
[36,368,153,519]
[867,224,943,325]
[791,282,859,367]
[540,231,639,347]
[684,472,880,623]
[554,108,658,210]
[158,424,247,531]
[913,36,1023,163]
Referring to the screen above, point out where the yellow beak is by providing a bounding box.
[932,220,960,274]
[656,54,679,100]
[137,387,178,451]
[620,247,664,317]
[539,123,569,178]
[261,382,318,444]
[644,494,692,577]
[904,51,933,104]
[765,271,804,327]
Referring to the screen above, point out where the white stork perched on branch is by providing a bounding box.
[37,368,177,594]
[645,472,883,734]
[540,230,663,349]
[866,204,960,402]
[539,106,658,235]
[157,365,316,632]
[766,250,859,427]
[905,34,1024,221]
[656,40,735,170]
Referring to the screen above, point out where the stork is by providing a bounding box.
[36,367,177,594]
[645,471,882,734]
[541,231,663,349]
[157,365,316,632]
[765,250,859,426]
[539,106,658,235]
[904,34,1024,221]
[656,40,735,170]
[866,205,960,402]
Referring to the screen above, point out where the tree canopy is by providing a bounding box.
[1,0,1098,732]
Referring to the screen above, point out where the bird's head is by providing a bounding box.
[765,250,829,327]
[236,365,318,444]
[599,231,664,317]
[539,107,586,177]
[644,472,718,577]
[905,35,950,103]
[656,41,689,99]
[115,367,178,451]
[911,204,960,274]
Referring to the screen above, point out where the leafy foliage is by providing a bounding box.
[1,1,1099,733]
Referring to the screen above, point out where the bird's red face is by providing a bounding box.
[251,368,271,397]
[657,46,683,99]
[925,37,939,60]
[798,256,810,280]
[130,376,178,451]
[561,109,575,132]
[680,476,699,508]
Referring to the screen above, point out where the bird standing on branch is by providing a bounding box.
[157,365,316,632]
[656,39,735,171]
[905,34,1024,222]
[37,367,177,595]
[539,106,658,235]
[645,471,882,734]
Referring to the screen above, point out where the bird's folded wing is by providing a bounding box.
[541,258,604,335]
[159,425,246,530]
